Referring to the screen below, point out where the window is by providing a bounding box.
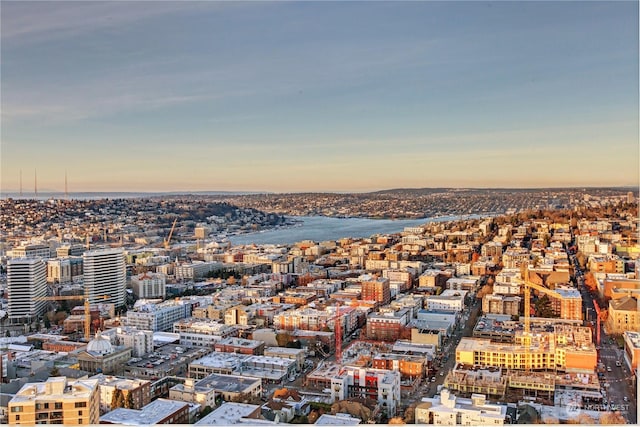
[78,411,83,416]
[44,403,49,409]
[15,415,20,421]
[11,406,23,413]
[54,402,63,410]
[75,402,87,408]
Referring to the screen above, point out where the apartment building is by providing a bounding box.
[91,374,151,414]
[101,326,154,358]
[173,318,238,347]
[605,296,640,334]
[361,276,391,305]
[502,248,530,269]
[100,398,190,425]
[415,389,508,425]
[130,272,166,299]
[456,326,597,373]
[482,294,521,317]
[83,248,126,307]
[7,258,47,322]
[46,257,83,284]
[125,300,195,332]
[8,377,99,425]
[330,367,401,417]
[366,309,410,341]
[9,243,52,259]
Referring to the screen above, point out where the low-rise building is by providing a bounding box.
[214,337,265,355]
[263,347,306,371]
[195,402,263,425]
[99,398,190,425]
[415,389,508,425]
[605,296,639,334]
[130,272,166,299]
[170,373,262,406]
[76,331,132,375]
[330,367,401,417]
[91,374,151,414]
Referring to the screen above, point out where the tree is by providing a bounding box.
[49,366,60,377]
[111,388,125,409]
[200,406,213,418]
[534,295,555,318]
[125,391,135,409]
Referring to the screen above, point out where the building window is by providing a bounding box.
[15,415,20,421]
[54,402,63,410]
[75,402,87,408]
[11,406,23,412]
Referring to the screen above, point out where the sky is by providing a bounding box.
[1,1,638,193]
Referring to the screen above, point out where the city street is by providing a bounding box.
[598,336,637,423]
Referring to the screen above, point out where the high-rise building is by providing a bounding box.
[8,377,100,425]
[83,249,126,307]
[7,258,47,322]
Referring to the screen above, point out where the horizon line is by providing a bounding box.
[0,184,638,198]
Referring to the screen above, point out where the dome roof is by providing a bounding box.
[87,331,113,355]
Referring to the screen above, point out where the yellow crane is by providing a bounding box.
[34,294,110,341]
[518,268,566,371]
[163,218,178,250]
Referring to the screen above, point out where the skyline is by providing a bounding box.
[1,1,639,193]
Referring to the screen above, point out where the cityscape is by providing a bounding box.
[1,1,639,427]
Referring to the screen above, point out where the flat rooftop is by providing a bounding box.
[196,402,260,425]
[100,399,189,425]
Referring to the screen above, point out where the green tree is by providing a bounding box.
[50,366,60,377]
[111,388,125,409]
[125,391,135,409]
[200,406,213,418]
[534,295,555,318]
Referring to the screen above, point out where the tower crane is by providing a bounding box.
[163,218,178,250]
[321,303,345,364]
[34,294,110,341]
[517,269,568,371]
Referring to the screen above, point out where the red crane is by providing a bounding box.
[322,303,344,364]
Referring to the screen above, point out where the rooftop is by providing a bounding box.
[315,413,362,425]
[100,398,189,425]
[196,402,260,425]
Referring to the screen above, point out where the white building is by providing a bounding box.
[330,367,401,417]
[425,292,465,313]
[415,389,507,425]
[83,248,126,307]
[101,326,154,357]
[7,258,48,322]
[173,318,238,347]
[9,243,52,259]
[130,272,166,299]
[124,300,194,332]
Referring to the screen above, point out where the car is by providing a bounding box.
[440,372,444,376]
[615,361,621,367]
[623,396,628,402]
[607,366,612,372]
[431,377,436,382]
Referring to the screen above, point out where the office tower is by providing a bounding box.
[83,249,126,307]
[7,258,47,322]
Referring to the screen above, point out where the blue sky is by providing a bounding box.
[1,1,638,193]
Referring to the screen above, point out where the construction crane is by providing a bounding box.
[163,218,178,250]
[518,269,567,371]
[34,294,110,341]
[321,303,345,364]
